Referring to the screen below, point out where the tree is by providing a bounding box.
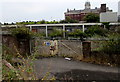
[60,17,79,23]
[59,20,68,23]
[40,20,46,24]
[66,16,79,23]
[84,13,99,23]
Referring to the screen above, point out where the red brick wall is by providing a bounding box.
[65,13,86,21]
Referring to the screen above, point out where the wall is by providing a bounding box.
[35,39,83,57]
[2,34,30,56]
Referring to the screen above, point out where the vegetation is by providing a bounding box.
[85,28,120,66]
[2,44,36,80]
[49,28,63,38]
[2,64,19,80]
[10,27,35,40]
[2,41,56,80]
[60,16,79,23]
[2,21,120,80]
[68,29,86,40]
[84,13,99,23]
[101,33,120,54]
[3,18,79,25]
[101,22,110,30]
[85,25,108,37]
[2,28,57,80]
[15,20,59,25]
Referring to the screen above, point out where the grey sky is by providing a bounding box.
[0,0,120,23]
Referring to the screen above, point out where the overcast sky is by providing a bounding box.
[0,0,120,23]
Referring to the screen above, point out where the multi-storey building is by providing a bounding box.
[64,1,112,21]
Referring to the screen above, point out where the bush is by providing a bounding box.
[85,25,108,37]
[68,29,87,39]
[102,22,110,30]
[10,27,34,40]
[49,28,63,38]
[101,33,120,54]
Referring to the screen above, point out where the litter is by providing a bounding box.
[65,57,71,61]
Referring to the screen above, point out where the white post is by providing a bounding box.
[16,25,18,28]
[82,25,85,32]
[104,25,106,29]
[46,25,48,37]
[63,25,65,38]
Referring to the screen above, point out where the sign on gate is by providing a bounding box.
[46,42,50,46]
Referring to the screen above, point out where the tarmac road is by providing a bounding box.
[33,58,120,81]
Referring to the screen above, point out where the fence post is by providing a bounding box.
[82,25,85,32]
[46,25,48,37]
[82,41,91,58]
[30,26,32,31]
[29,26,32,54]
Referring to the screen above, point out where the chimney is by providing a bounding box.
[67,9,69,12]
[100,4,106,12]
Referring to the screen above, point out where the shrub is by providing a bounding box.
[102,22,110,30]
[101,33,120,54]
[49,28,63,38]
[85,25,108,37]
[68,29,87,40]
[10,27,34,40]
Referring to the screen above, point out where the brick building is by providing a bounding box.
[64,1,112,22]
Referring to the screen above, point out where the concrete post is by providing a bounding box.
[16,25,18,28]
[82,25,85,32]
[30,26,32,31]
[29,26,32,54]
[104,25,106,29]
[46,25,48,37]
[63,25,65,38]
